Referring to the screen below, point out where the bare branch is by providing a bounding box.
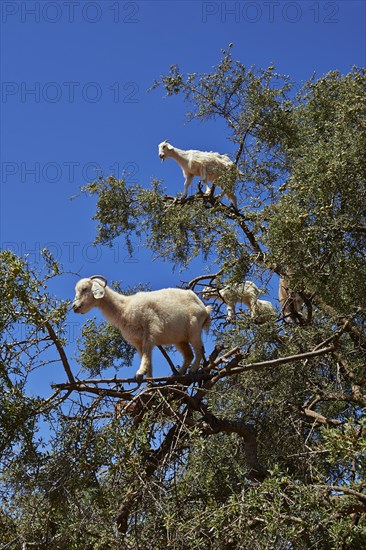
[194,411,268,481]
[317,485,366,504]
[52,345,335,394]
[184,269,224,290]
[207,345,335,387]
[300,407,343,427]
[44,321,75,384]
[52,381,134,400]
[157,345,179,374]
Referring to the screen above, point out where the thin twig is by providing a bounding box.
[157,345,179,374]
[44,321,75,384]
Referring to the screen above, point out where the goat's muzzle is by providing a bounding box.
[72,302,82,313]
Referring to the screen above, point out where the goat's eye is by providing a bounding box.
[82,287,88,293]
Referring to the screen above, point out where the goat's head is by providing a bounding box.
[158,140,172,161]
[72,275,108,314]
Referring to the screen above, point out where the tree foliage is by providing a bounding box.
[1,49,366,549]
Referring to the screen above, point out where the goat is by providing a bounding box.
[158,140,238,208]
[202,281,261,321]
[73,275,211,381]
[278,275,304,323]
[250,299,276,324]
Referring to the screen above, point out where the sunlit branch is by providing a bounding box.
[52,345,335,393]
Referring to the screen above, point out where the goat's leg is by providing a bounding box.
[200,166,211,195]
[227,192,238,209]
[181,174,194,198]
[176,342,194,374]
[203,181,211,195]
[226,304,235,321]
[135,341,153,382]
[189,334,205,373]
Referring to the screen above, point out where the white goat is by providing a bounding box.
[278,275,304,322]
[202,281,261,321]
[250,299,276,324]
[158,140,238,208]
[73,275,211,381]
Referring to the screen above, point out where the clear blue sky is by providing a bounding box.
[1,0,365,386]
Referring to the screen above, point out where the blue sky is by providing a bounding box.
[1,0,365,387]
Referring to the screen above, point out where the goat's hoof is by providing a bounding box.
[135,372,144,383]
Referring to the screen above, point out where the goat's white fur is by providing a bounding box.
[250,299,276,324]
[158,140,238,208]
[278,275,304,322]
[73,277,211,381]
[203,281,275,324]
[202,281,261,321]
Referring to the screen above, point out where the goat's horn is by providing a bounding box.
[90,275,108,287]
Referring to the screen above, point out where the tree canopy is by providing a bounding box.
[1,48,366,549]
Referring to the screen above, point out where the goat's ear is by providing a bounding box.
[91,281,105,299]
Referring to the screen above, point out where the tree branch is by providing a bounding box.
[157,345,179,374]
[185,269,224,290]
[52,346,335,393]
[207,345,335,387]
[317,484,366,504]
[44,321,75,384]
[304,408,343,426]
[116,424,182,533]
[51,380,134,400]
[195,411,268,481]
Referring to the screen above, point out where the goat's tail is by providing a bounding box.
[203,306,212,333]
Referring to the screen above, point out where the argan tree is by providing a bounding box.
[1,48,365,549]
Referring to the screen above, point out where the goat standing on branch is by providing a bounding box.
[203,281,260,321]
[203,281,275,323]
[158,140,239,208]
[72,276,211,381]
[250,298,276,324]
